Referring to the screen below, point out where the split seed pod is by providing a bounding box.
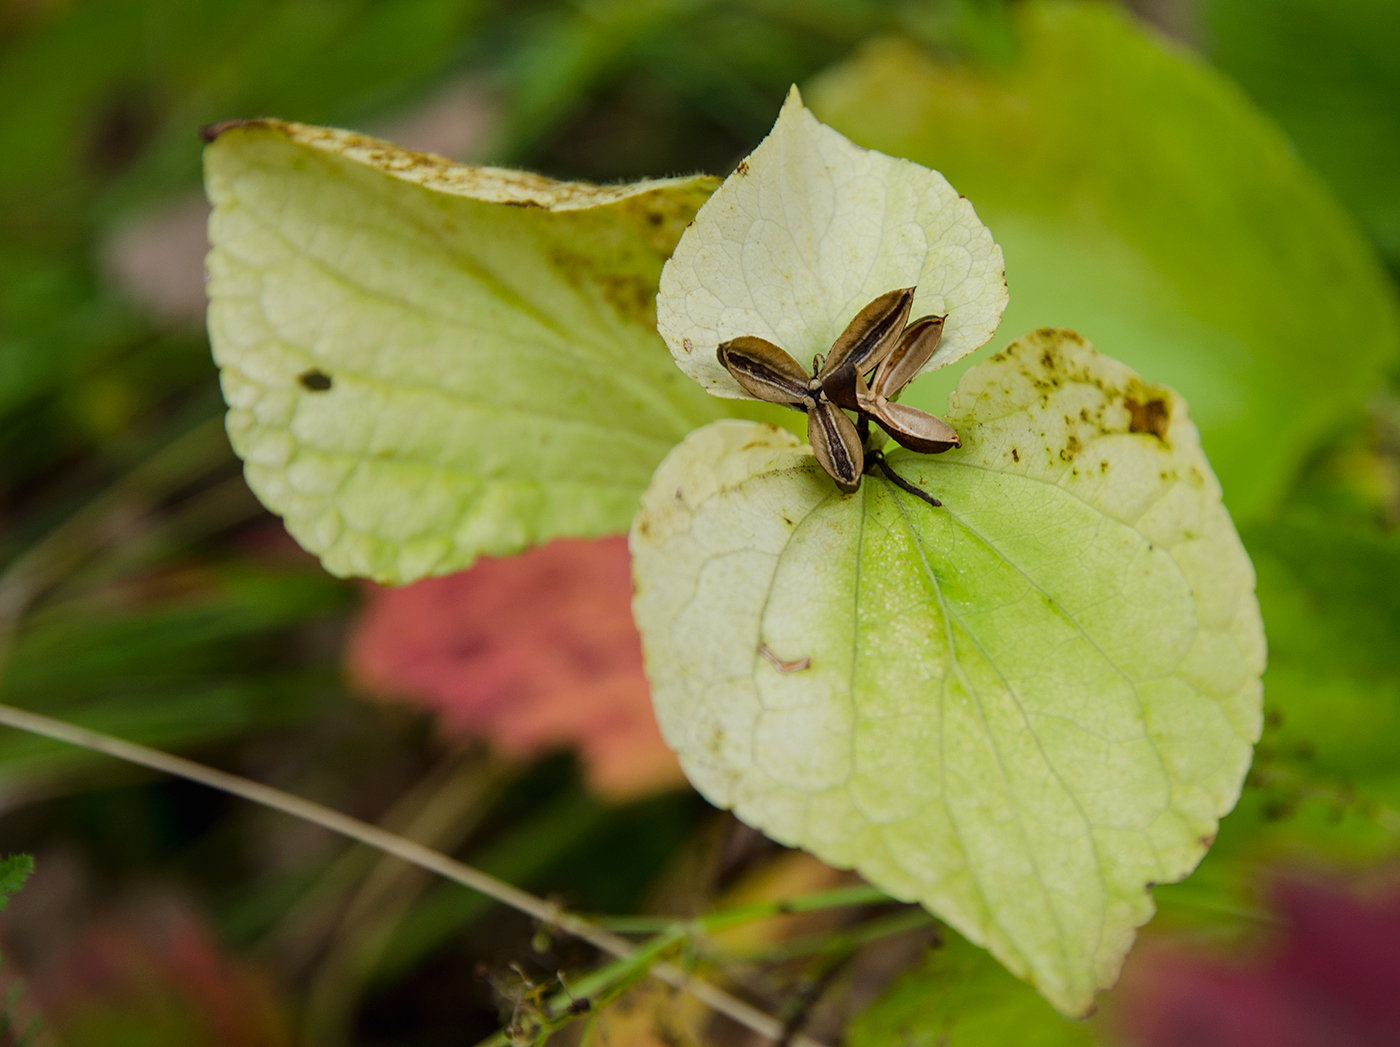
[715,335,866,492]
[716,337,812,407]
[716,287,957,494]
[807,399,863,493]
[856,316,961,454]
[818,287,915,405]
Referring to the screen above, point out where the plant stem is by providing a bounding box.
[488,886,911,1044]
[594,885,892,934]
[0,702,826,1047]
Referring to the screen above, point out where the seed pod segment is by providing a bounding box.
[716,337,812,407]
[820,287,915,410]
[807,398,864,493]
[855,369,961,455]
[870,315,946,400]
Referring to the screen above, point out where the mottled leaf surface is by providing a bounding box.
[630,330,1264,1014]
[807,1,1400,522]
[205,121,758,583]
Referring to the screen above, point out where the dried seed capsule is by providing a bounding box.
[807,398,864,493]
[717,289,956,496]
[819,287,915,408]
[869,315,945,400]
[868,400,961,454]
[717,336,811,406]
[853,368,961,455]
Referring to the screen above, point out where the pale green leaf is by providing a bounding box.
[204,121,759,583]
[848,930,1100,1047]
[806,1,1400,522]
[656,87,1007,399]
[630,329,1264,1015]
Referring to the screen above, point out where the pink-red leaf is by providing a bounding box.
[347,537,683,799]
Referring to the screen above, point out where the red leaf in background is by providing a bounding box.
[347,536,684,800]
[29,897,292,1047]
[1114,872,1400,1047]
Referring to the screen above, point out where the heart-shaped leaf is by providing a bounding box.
[204,120,759,583]
[630,329,1265,1015]
[657,87,1007,400]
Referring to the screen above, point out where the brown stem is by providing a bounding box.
[866,451,942,508]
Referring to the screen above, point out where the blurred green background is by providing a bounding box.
[1,1,1398,1045]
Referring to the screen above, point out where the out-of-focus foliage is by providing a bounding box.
[0,0,484,459]
[2,0,1400,1042]
[1247,515,1400,803]
[0,562,350,790]
[847,929,1098,1047]
[1111,876,1400,1047]
[28,898,294,1047]
[0,856,32,912]
[1205,0,1400,273]
[806,0,1400,523]
[349,536,683,800]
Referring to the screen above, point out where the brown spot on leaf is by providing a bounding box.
[682,338,693,354]
[1011,448,1020,463]
[1059,434,1081,462]
[735,160,749,176]
[1126,397,1170,439]
[298,369,333,392]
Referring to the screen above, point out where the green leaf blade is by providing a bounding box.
[630,330,1264,1015]
[848,931,1100,1047]
[205,121,742,583]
